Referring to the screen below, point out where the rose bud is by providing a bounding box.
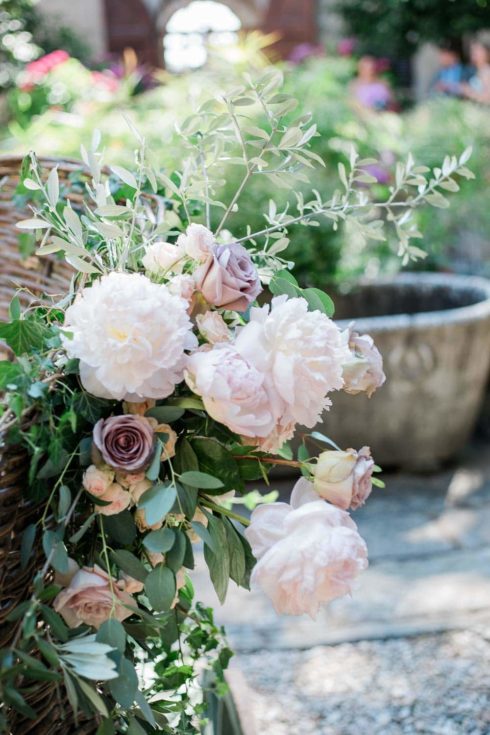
[313,447,374,510]
[196,311,231,344]
[177,223,215,262]
[93,415,155,472]
[194,243,262,312]
[342,329,385,398]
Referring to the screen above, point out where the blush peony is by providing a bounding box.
[235,296,350,429]
[62,272,197,401]
[185,344,280,439]
[245,478,368,617]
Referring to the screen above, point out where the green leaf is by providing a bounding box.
[20,523,36,570]
[109,657,138,708]
[78,678,109,718]
[9,296,21,320]
[0,360,23,390]
[224,519,247,588]
[143,527,175,554]
[3,687,37,719]
[179,471,224,490]
[191,521,217,553]
[302,287,335,317]
[165,530,186,572]
[269,276,302,299]
[138,482,177,527]
[0,318,49,354]
[145,565,176,612]
[110,550,148,583]
[69,513,95,544]
[111,165,138,189]
[57,485,71,519]
[145,439,163,481]
[191,438,243,493]
[41,605,69,642]
[102,510,136,545]
[127,717,147,735]
[97,619,126,653]
[96,720,116,735]
[72,392,111,423]
[175,480,198,520]
[203,514,229,603]
[146,406,185,423]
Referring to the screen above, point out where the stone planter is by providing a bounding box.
[318,273,490,470]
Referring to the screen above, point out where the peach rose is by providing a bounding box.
[118,573,144,594]
[53,564,135,629]
[313,447,374,510]
[122,399,156,416]
[82,465,114,497]
[95,482,131,516]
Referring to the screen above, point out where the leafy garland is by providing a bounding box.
[0,70,470,734]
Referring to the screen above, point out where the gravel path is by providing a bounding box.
[237,630,490,735]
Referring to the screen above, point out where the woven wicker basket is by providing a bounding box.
[0,155,97,734]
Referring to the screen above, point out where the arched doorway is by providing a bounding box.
[162,0,243,71]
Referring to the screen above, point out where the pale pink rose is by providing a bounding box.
[313,447,374,510]
[115,470,146,489]
[122,399,156,416]
[194,243,261,312]
[53,565,135,629]
[129,478,153,504]
[177,223,215,262]
[185,343,279,439]
[95,482,131,516]
[82,465,114,497]
[342,328,385,398]
[142,241,185,276]
[196,311,231,344]
[245,478,368,617]
[167,274,196,304]
[118,573,144,594]
[235,296,350,430]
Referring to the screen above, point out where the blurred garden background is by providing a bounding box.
[2,1,490,732]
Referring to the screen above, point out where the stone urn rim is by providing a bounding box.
[334,272,490,333]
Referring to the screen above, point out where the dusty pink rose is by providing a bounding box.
[313,447,374,510]
[185,343,278,439]
[196,311,231,344]
[245,478,368,617]
[194,243,261,312]
[95,482,131,516]
[53,565,135,629]
[93,415,155,472]
[82,465,114,497]
[177,223,214,262]
[342,329,386,398]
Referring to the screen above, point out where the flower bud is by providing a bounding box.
[313,447,374,510]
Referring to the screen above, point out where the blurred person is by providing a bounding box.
[350,55,394,111]
[430,39,467,97]
[460,35,490,104]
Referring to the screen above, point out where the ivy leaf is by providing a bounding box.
[0,318,49,354]
[0,360,23,390]
[72,392,111,423]
[145,565,176,612]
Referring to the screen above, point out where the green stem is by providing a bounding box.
[200,497,250,527]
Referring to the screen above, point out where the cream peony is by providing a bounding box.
[245,478,368,618]
[185,343,280,439]
[53,564,135,629]
[235,296,350,428]
[177,223,215,262]
[142,241,184,277]
[62,272,197,401]
[313,447,374,510]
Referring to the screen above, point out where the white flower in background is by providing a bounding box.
[245,478,368,617]
[177,223,215,262]
[63,272,197,401]
[196,311,231,344]
[236,296,350,428]
[185,343,280,439]
[341,327,386,398]
[142,240,185,277]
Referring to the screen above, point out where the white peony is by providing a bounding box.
[235,296,350,429]
[63,272,197,401]
[185,343,280,439]
[245,478,368,618]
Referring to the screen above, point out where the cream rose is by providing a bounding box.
[313,447,374,510]
[142,241,185,276]
[342,329,386,398]
[177,223,215,262]
[53,565,135,629]
[245,478,368,618]
[196,311,230,344]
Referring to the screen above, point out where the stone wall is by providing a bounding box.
[37,0,107,59]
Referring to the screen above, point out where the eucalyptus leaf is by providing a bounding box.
[142,527,175,554]
[145,565,176,612]
[179,471,224,490]
[109,657,138,708]
[138,483,177,526]
[110,549,148,583]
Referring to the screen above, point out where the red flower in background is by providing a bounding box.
[20,50,70,90]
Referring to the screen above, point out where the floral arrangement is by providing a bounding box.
[0,71,470,733]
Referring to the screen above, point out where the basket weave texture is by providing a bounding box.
[0,155,97,734]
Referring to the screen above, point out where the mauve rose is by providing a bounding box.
[93,415,155,472]
[313,447,374,510]
[194,243,261,312]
